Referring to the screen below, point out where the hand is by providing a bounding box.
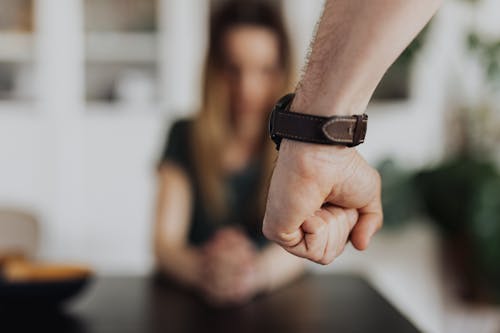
[262,140,383,265]
[199,228,261,305]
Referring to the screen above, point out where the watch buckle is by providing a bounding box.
[350,114,368,147]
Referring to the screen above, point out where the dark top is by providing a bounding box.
[159,119,269,248]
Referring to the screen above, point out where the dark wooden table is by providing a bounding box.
[1,274,421,333]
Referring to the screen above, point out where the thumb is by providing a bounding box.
[350,211,383,250]
[349,198,383,251]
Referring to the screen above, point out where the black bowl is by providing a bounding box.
[0,275,92,309]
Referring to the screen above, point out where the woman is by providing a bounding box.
[154,1,303,305]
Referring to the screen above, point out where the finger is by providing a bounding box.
[231,271,257,302]
[212,228,235,247]
[301,214,329,262]
[204,232,231,254]
[285,212,328,262]
[317,206,358,264]
[322,206,358,232]
[207,250,256,281]
[209,243,256,268]
[218,228,245,243]
[321,207,358,264]
[350,202,383,251]
[209,270,254,305]
[211,229,256,259]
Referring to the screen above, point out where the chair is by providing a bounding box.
[0,208,39,262]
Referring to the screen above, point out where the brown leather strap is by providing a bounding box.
[269,94,368,150]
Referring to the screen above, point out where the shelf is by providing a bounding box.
[85,101,163,115]
[86,32,157,63]
[0,100,36,116]
[0,33,33,62]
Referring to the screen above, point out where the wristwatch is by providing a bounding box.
[268,93,368,150]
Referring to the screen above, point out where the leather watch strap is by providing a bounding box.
[269,93,368,150]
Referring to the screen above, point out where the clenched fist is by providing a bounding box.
[263,139,383,265]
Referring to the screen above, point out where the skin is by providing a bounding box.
[156,26,345,305]
[222,26,283,170]
[263,0,443,264]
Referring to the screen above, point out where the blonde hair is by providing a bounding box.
[190,1,295,222]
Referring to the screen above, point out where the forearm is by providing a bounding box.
[293,0,441,116]
[256,244,306,292]
[155,245,203,289]
[154,165,199,288]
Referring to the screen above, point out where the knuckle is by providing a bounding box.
[310,250,324,263]
[336,208,348,222]
[318,256,333,265]
[264,221,303,248]
[311,220,327,234]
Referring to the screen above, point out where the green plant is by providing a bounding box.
[378,156,500,302]
[415,157,498,235]
[470,177,500,300]
[415,156,500,302]
[377,159,422,227]
[468,33,500,88]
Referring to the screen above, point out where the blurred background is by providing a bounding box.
[0,0,499,332]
